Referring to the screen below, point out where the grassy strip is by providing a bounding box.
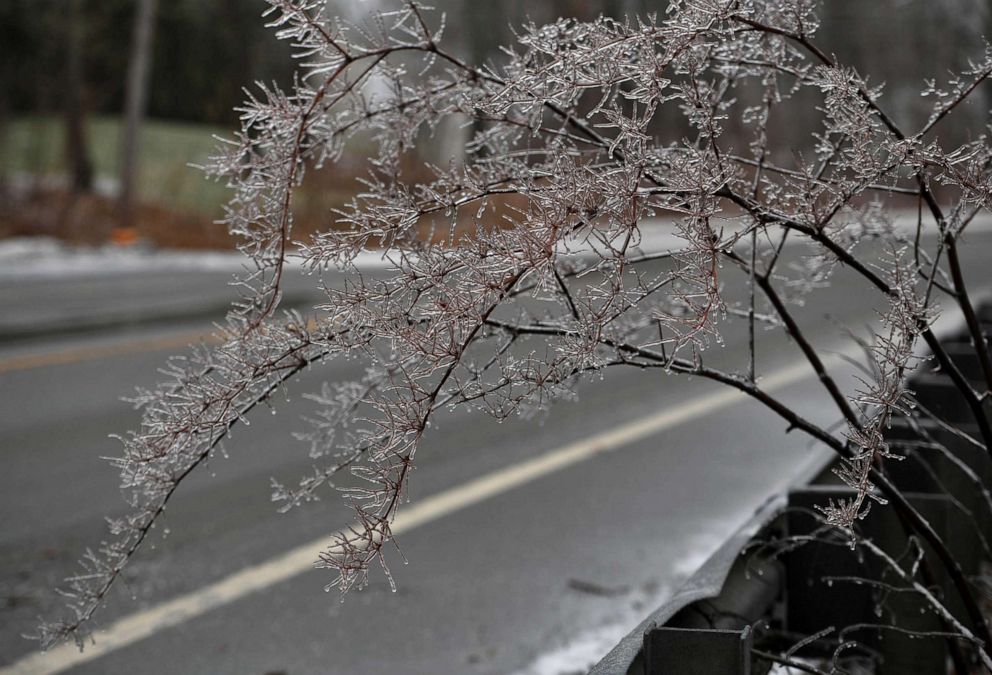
[2,116,231,215]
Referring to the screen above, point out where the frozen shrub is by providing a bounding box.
[38,0,992,668]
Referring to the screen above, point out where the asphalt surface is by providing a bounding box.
[2,230,992,674]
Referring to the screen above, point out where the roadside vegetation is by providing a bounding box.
[0,116,372,248]
[2,116,229,214]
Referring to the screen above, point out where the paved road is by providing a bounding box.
[2,231,992,674]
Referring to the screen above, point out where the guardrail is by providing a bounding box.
[591,304,992,675]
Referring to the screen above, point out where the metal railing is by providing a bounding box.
[591,304,992,675]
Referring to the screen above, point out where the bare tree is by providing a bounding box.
[117,0,158,227]
[36,0,992,668]
[63,0,92,194]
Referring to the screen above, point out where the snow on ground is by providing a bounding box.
[0,224,687,282]
[0,236,399,281]
[511,526,745,675]
[0,237,246,280]
[511,584,670,675]
[4,211,985,282]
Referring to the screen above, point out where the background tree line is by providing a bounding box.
[3,0,987,128]
[0,0,988,236]
[0,0,294,125]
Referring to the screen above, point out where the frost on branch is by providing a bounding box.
[37,0,992,650]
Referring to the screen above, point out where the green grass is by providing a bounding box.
[1,116,234,215]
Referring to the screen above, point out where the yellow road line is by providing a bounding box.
[2,350,850,675]
[0,320,328,374]
[0,332,220,375]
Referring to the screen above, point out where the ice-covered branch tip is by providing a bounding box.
[39,0,991,651]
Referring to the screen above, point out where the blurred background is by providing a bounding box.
[0,0,988,252]
[2,4,992,674]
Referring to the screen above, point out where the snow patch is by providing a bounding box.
[0,237,245,280]
[513,620,649,675]
[512,527,739,675]
[0,237,399,281]
[671,530,735,578]
[4,211,988,282]
[511,582,668,675]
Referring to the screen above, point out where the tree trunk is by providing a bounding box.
[64,0,93,194]
[118,0,158,228]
